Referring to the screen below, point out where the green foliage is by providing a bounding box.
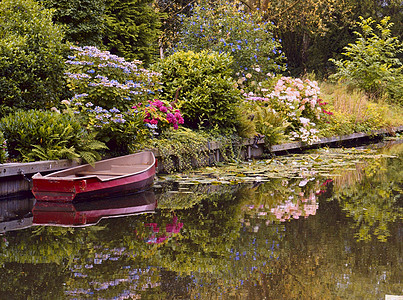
[249,103,290,146]
[0,0,68,114]
[332,146,403,242]
[171,0,286,82]
[0,110,107,163]
[154,50,243,132]
[37,0,105,46]
[138,128,210,173]
[330,16,403,104]
[0,131,8,163]
[103,0,161,65]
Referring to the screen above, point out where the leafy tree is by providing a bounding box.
[329,16,403,103]
[170,0,286,81]
[103,0,162,65]
[0,0,68,115]
[244,0,403,76]
[36,0,106,46]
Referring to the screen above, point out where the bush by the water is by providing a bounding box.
[154,50,243,132]
[0,0,68,115]
[0,110,106,163]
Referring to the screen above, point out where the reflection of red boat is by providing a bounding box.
[32,151,156,202]
[32,190,156,227]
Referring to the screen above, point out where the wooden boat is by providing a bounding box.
[32,190,156,227]
[32,151,156,202]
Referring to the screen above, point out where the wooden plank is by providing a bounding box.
[0,159,80,178]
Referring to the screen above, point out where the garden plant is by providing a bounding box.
[0,0,401,168]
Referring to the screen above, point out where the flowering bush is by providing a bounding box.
[139,100,184,132]
[63,96,184,152]
[65,45,162,112]
[63,46,184,152]
[246,76,332,145]
[171,0,286,84]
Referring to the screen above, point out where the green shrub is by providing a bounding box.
[0,0,68,114]
[37,0,105,46]
[0,110,106,163]
[330,16,403,104]
[103,0,161,65]
[154,50,243,132]
[171,0,286,83]
[0,131,8,163]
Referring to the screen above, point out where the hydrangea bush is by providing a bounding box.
[171,0,286,84]
[139,100,184,132]
[64,46,184,152]
[247,76,332,145]
[65,46,162,111]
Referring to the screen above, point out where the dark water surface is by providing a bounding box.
[0,143,402,299]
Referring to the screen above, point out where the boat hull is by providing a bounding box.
[32,152,156,202]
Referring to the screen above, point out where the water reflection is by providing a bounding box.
[33,190,156,227]
[0,144,401,299]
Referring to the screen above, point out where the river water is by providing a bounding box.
[0,142,402,299]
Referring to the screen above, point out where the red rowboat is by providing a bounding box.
[32,190,156,227]
[32,151,156,202]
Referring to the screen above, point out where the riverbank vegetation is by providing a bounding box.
[0,0,402,167]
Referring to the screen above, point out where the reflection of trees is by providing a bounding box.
[251,198,402,300]
[0,262,67,299]
[0,145,401,299]
[331,144,402,242]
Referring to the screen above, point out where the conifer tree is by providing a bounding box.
[103,0,161,65]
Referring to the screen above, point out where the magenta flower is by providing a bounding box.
[166,113,175,123]
[160,106,168,113]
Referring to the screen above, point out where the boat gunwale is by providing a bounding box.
[32,152,156,182]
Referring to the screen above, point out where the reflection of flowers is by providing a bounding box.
[270,192,318,221]
[242,178,334,225]
[144,214,183,244]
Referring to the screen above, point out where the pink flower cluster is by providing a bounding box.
[135,100,184,130]
[269,76,321,117]
[270,193,319,222]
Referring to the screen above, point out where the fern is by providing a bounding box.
[254,105,290,146]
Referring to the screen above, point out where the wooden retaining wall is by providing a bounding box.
[1,126,402,197]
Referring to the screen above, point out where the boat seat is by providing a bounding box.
[76,171,128,176]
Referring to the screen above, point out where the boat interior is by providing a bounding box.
[43,152,155,180]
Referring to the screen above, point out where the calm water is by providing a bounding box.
[0,143,402,299]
